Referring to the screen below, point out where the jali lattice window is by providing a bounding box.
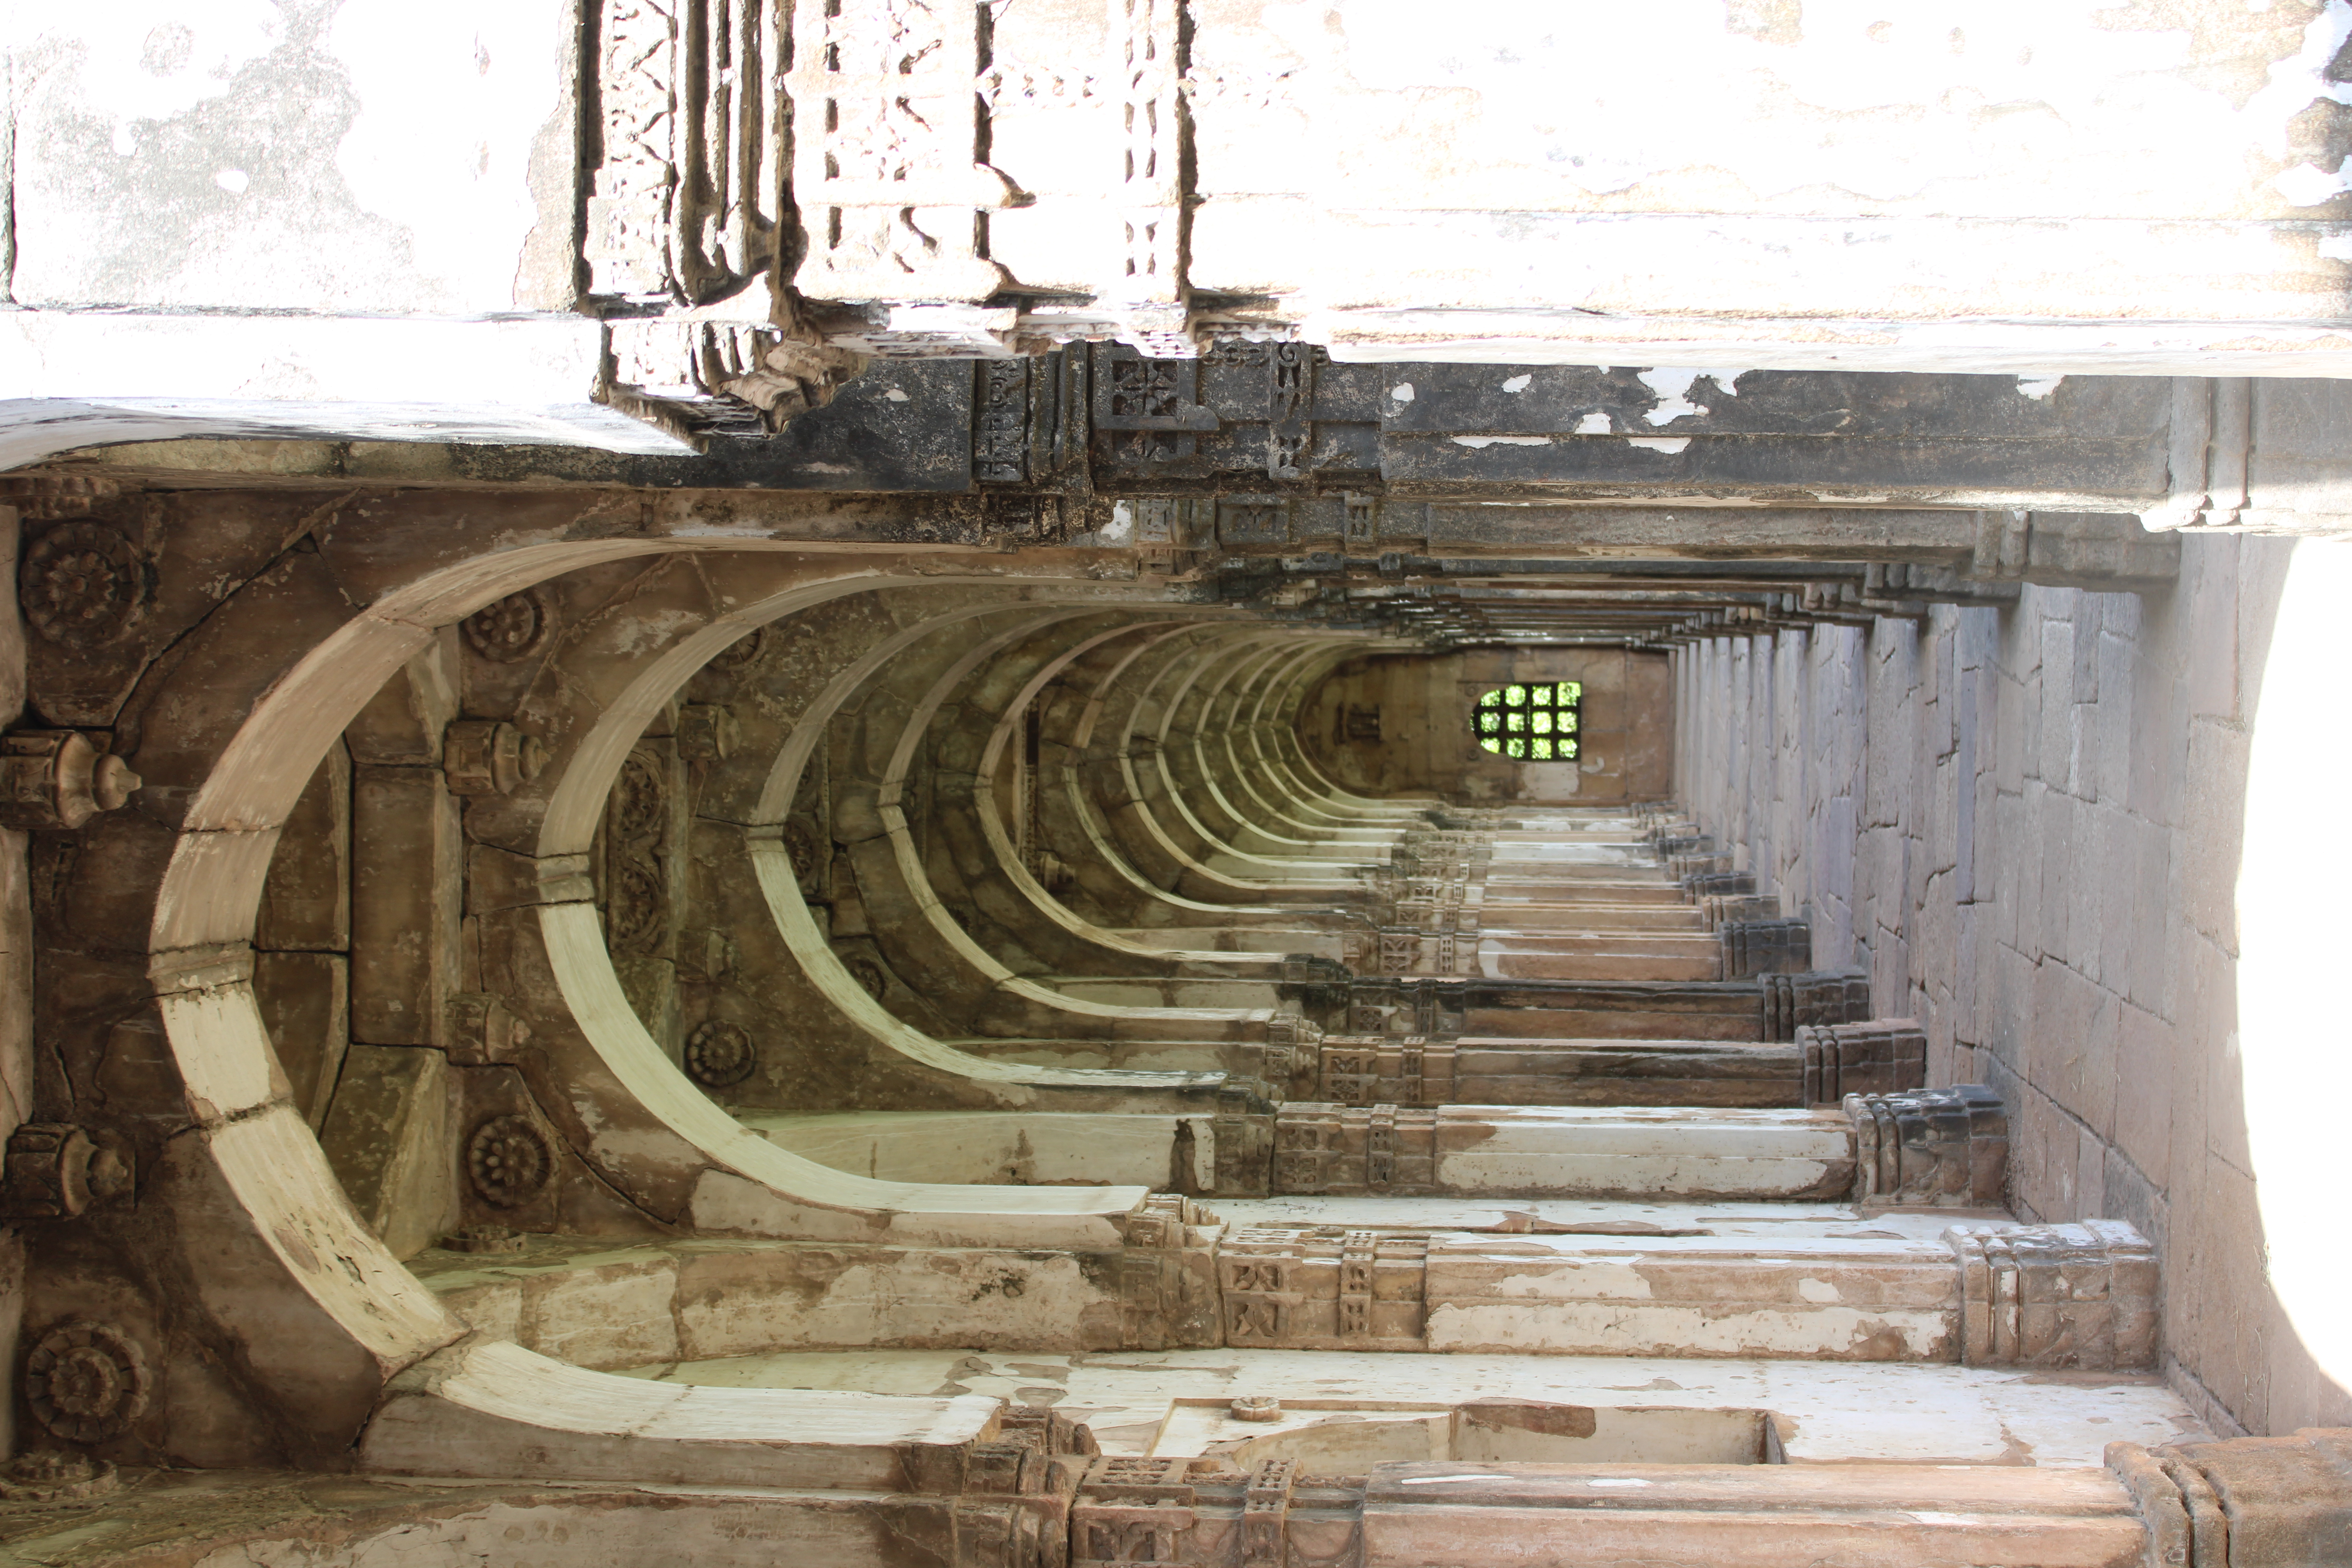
[1474,682,1581,760]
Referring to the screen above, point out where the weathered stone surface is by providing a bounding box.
[350,766,463,1048]
[319,1044,456,1262]
[252,950,349,1132]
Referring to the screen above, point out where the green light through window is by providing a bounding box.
[1471,680,1581,761]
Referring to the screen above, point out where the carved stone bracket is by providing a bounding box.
[1947,1220,2157,1370]
[952,1406,1096,1568]
[2107,1427,2352,1567]
[1762,967,1871,1041]
[0,1124,129,1221]
[443,720,548,797]
[1117,1193,1223,1349]
[1719,916,1812,980]
[0,731,140,831]
[1845,1084,2008,1209]
[1797,1018,1927,1105]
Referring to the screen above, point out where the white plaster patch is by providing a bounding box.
[212,168,250,194]
[325,0,570,309]
[1907,1512,1973,1526]
[1104,501,1137,543]
[884,387,911,402]
[1588,1478,1655,1488]
[1625,437,1690,455]
[2279,156,2352,205]
[1501,374,1532,393]
[1390,382,1416,402]
[1574,411,1612,434]
[1795,1277,1841,1303]
[2321,232,2352,260]
[2015,374,2063,399]
[2245,2,2352,160]
[1637,367,1707,425]
[51,4,284,134]
[1452,435,1550,447]
[1398,1474,1509,1485]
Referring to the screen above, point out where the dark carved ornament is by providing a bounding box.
[781,820,820,882]
[460,590,553,663]
[443,720,549,797]
[844,955,889,1001]
[441,1224,528,1255]
[0,1123,131,1220]
[466,1116,554,1208]
[684,1020,757,1087]
[20,523,146,648]
[606,858,669,954]
[708,626,765,670]
[24,1322,150,1444]
[0,1450,117,1501]
[611,750,668,840]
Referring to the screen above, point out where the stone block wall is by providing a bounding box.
[1672,532,2350,1439]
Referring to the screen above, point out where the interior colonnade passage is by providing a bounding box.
[0,0,2346,1563]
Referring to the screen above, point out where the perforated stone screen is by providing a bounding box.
[1473,682,1580,760]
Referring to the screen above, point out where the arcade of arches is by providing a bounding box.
[0,3,2348,1564]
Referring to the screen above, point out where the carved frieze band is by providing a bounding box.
[588,0,786,304]
[1220,1225,1430,1350]
[785,0,1012,305]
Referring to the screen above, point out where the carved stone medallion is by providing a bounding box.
[24,1322,150,1444]
[466,1115,553,1207]
[684,1020,757,1087]
[460,590,552,663]
[20,524,145,648]
[606,858,669,954]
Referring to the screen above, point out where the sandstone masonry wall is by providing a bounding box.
[1673,532,2350,1439]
